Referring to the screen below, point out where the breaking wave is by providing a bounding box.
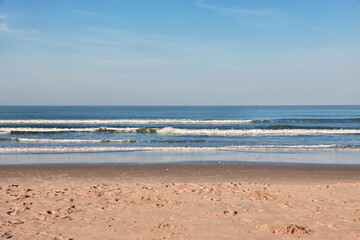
[0,138,137,143]
[157,127,360,135]
[1,127,360,136]
[0,119,253,125]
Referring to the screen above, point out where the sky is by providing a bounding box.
[0,0,359,105]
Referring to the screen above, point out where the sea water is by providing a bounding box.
[0,106,359,165]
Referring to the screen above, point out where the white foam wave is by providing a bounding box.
[0,127,100,134]
[0,145,359,153]
[1,127,360,135]
[0,119,252,124]
[156,127,360,136]
[8,138,135,143]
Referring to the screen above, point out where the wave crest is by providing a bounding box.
[0,119,253,125]
[0,138,137,143]
[1,127,360,136]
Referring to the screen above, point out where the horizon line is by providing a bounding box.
[0,104,359,107]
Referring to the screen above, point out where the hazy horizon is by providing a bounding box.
[1,104,360,107]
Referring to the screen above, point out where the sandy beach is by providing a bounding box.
[1,163,360,239]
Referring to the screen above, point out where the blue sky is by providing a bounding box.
[0,0,359,105]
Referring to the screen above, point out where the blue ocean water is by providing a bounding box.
[0,106,359,165]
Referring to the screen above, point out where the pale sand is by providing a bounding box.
[0,163,360,239]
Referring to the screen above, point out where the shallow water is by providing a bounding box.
[1,151,359,165]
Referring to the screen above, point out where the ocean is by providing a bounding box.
[0,105,359,165]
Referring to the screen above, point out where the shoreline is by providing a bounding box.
[2,150,360,166]
[1,161,360,185]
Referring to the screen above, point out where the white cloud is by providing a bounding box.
[0,22,37,34]
[195,0,265,16]
[0,15,7,19]
[0,22,17,33]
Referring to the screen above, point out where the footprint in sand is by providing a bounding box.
[257,224,312,235]
[212,210,239,217]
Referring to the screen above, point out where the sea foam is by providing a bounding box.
[1,127,360,136]
[4,138,136,143]
[0,119,253,124]
[0,145,359,153]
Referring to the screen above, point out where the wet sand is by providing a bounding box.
[1,162,360,239]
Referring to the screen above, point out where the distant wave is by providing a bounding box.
[1,127,360,136]
[282,118,360,123]
[0,119,253,125]
[252,118,360,123]
[1,145,360,153]
[0,118,359,125]
[0,127,99,134]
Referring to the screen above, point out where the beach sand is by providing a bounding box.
[1,163,360,239]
